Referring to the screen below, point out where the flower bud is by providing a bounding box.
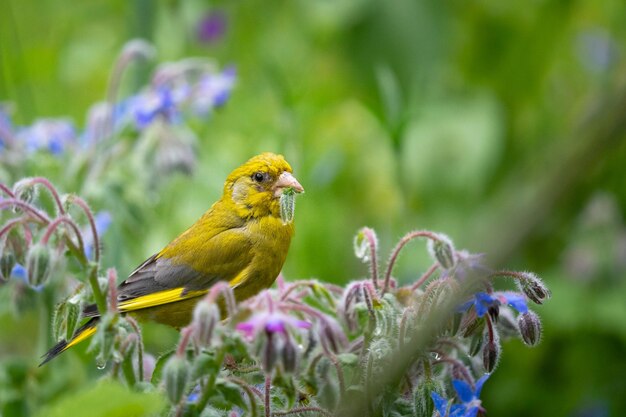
[279,187,297,225]
[353,227,377,263]
[427,234,456,269]
[516,272,551,305]
[482,330,500,373]
[518,311,542,346]
[163,355,190,404]
[261,331,280,373]
[413,378,444,417]
[281,333,298,373]
[13,178,38,207]
[53,295,81,341]
[192,300,220,347]
[25,242,52,288]
[0,252,16,283]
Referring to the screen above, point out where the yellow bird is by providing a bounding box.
[41,152,304,364]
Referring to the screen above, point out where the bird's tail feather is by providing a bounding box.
[39,317,99,366]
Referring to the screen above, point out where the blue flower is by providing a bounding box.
[17,119,76,154]
[459,291,528,317]
[83,211,112,260]
[0,107,13,149]
[190,67,236,115]
[132,87,180,129]
[10,263,43,291]
[431,374,489,417]
[495,291,528,314]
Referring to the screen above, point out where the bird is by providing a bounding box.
[41,152,304,365]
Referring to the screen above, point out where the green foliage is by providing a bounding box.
[36,380,165,417]
[1,0,626,415]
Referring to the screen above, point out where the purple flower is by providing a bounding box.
[196,11,227,44]
[459,291,528,317]
[432,374,489,417]
[83,211,112,260]
[236,311,311,340]
[17,119,76,154]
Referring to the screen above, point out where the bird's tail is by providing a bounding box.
[39,317,99,366]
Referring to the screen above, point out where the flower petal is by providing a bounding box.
[474,374,490,397]
[452,379,474,403]
[431,391,449,416]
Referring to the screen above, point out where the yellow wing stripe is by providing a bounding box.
[66,326,97,349]
[118,288,208,312]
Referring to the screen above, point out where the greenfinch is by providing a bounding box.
[42,152,303,364]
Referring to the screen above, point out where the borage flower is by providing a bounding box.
[16,119,76,155]
[432,374,489,417]
[190,67,236,115]
[237,311,310,373]
[236,311,311,340]
[132,87,180,129]
[459,291,528,318]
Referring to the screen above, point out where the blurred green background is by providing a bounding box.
[2,0,626,416]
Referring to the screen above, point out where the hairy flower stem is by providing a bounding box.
[324,350,346,400]
[0,183,15,197]
[272,407,334,417]
[68,196,102,264]
[107,269,118,312]
[265,375,271,417]
[410,263,440,292]
[0,217,29,241]
[384,231,443,295]
[434,357,473,384]
[227,377,260,417]
[0,199,50,223]
[41,216,85,251]
[126,316,144,382]
[120,336,138,387]
[25,178,66,215]
[88,264,107,317]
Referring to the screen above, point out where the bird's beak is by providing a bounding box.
[273,172,304,197]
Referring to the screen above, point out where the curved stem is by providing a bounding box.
[67,196,101,264]
[27,177,65,215]
[227,377,260,417]
[0,183,15,197]
[410,263,439,292]
[41,216,85,253]
[272,407,333,417]
[383,230,441,295]
[126,316,144,382]
[264,374,271,417]
[0,199,50,223]
[362,228,379,289]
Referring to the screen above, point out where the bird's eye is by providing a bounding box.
[252,172,266,182]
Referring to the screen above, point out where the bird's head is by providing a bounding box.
[224,152,304,219]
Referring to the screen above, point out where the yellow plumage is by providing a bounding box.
[41,152,303,364]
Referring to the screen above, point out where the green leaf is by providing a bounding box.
[37,380,165,417]
[150,349,175,385]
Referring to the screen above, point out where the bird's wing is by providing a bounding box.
[114,227,254,314]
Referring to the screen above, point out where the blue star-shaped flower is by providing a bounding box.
[431,374,490,417]
[459,291,528,317]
